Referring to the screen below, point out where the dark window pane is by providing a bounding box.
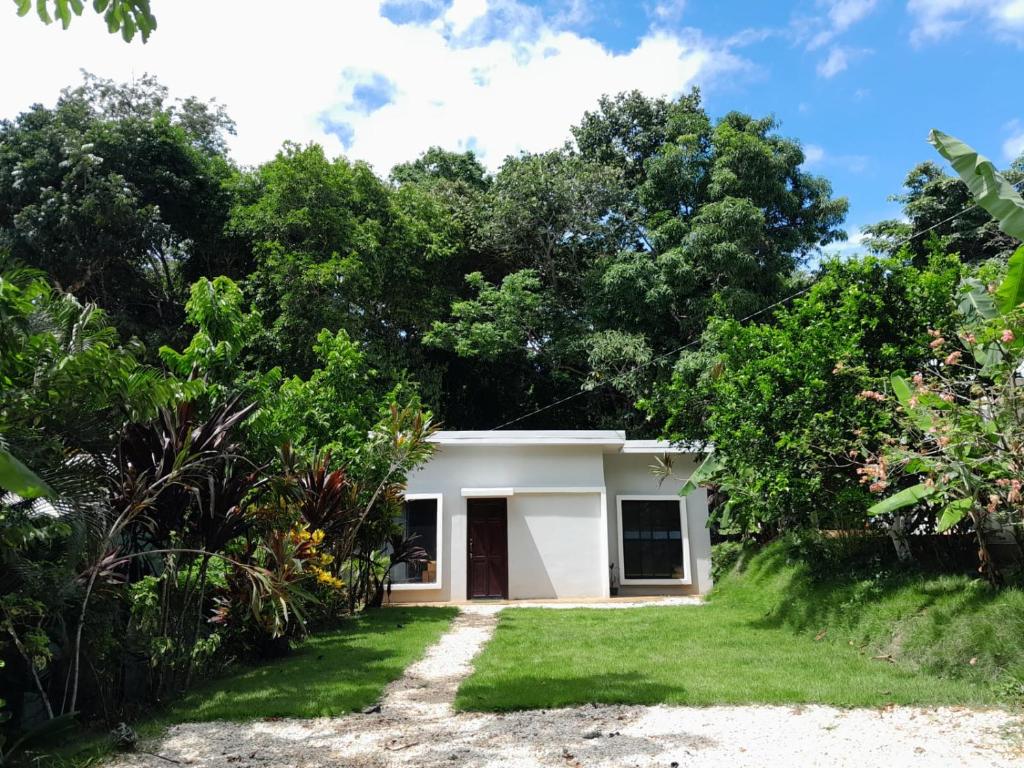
[393,498,438,584]
[621,500,684,580]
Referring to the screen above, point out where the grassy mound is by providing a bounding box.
[715,537,1024,700]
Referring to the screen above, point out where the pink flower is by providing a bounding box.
[964,333,976,344]
[929,337,945,349]
[1009,480,1023,505]
[940,392,955,403]
[1001,329,1015,344]
[987,494,999,514]
[912,373,924,385]
[869,481,888,493]
[858,390,886,402]
[944,350,962,366]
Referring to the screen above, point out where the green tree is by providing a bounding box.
[427,90,848,431]
[661,252,962,537]
[864,159,1023,265]
[0,74,238,348]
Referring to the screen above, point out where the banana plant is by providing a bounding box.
[865,132,1024,581]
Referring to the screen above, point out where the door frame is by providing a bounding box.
[466,498,509,599]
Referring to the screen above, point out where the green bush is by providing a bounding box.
[710,540,748,582]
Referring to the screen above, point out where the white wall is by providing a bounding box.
[391,443,713,603]
[507,493,604,599]
[395,444,607,602]
[602,452,713,595]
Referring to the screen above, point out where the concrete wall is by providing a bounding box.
[507,493,604,599]
[391,443,712,603]
[395,444,607,602]
[602,452,713,596]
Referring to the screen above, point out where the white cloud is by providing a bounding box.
[648,0,687,24]
[817,47,848,77]
[1004,121,1024,162]
[907,0,1024,45]
[0,0,744,172]
[444,0,490,35]
[801,143,869,173]
[806,0,878,49]
[803,144,827,167]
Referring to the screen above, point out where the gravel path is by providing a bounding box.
[107,603,1023,768]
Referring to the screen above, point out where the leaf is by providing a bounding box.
[679,451,721,496]
[0,448,53,499]
[891,373,932,431]
[929,130,1024,241]
[996,244,1024,317]
[868,483,935,516]
[16,0,32,16]
[937,497,973,533]
[958,278,998,322]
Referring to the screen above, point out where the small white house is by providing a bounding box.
[389,430,712,602]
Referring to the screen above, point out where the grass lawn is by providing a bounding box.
[456,542,1024,711]
[167,607,457,721]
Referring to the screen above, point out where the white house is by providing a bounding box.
[389,430,712,602]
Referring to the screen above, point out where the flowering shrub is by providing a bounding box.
[862,131,1024,583]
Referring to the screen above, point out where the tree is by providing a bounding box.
[12,0,157,43]
[863,158,1023,265]
[427,90,848,431]
[0,74,238,349]
[659,252,962,538]
[231,143,467,391]
[864,132,1024,582]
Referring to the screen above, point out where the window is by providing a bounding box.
[617,497,689,584]
[391,494,442,589]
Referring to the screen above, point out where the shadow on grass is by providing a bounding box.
[456,672,689,712]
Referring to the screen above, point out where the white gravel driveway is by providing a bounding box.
[107,602,1023,768]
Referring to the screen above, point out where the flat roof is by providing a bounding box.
[429,430,708,454]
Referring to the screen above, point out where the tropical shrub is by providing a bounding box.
[863,132,1024,583]
[660,252,962,538]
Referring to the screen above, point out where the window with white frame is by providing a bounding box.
[617,496,690,583]
[391,494,442,588]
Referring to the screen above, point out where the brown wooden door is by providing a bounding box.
[467,499,508,599]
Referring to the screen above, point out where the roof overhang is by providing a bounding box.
[428,430,708,454]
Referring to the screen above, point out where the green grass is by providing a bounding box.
[164,607,456,722]
[456,541,1024,711]
[46,607,456,766]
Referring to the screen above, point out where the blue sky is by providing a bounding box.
[1,0,1022,250]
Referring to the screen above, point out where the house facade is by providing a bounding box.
[389,430,712,602]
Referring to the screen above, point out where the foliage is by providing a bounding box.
[863,154,1022,265]
[660,253,962,537]
[0,74,237,348]
[710,539,748,582]
[862,133,1024,583]
[12,0,157,42]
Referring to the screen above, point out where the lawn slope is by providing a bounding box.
[456,541,1024,711]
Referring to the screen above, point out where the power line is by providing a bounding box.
[489,184,1022,431]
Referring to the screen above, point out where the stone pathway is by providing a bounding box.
[107,602,1023,768]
